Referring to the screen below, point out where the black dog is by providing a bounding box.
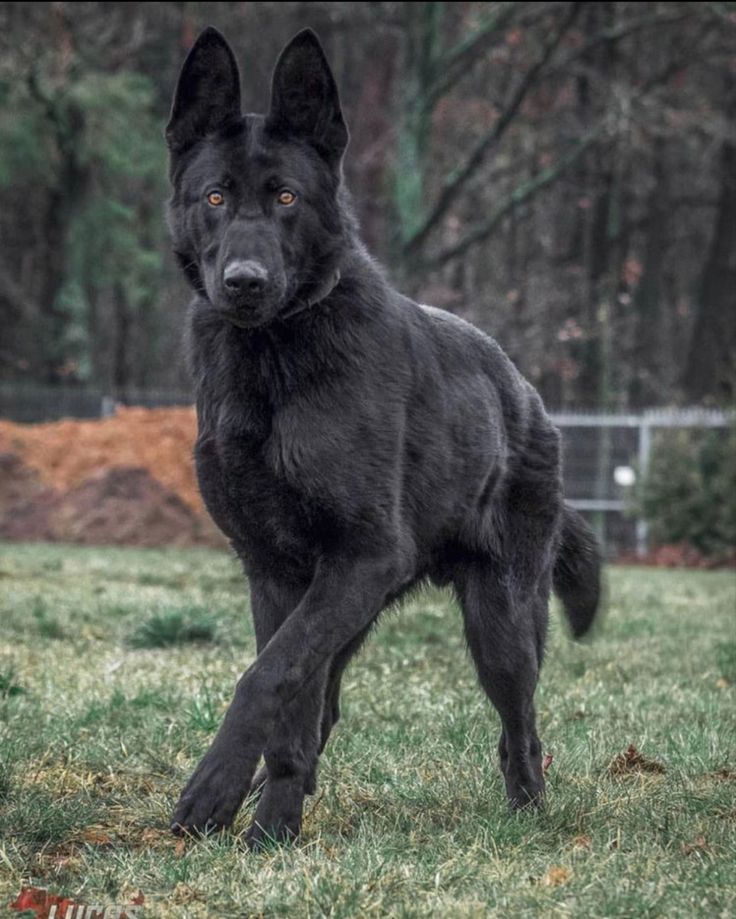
[165,27,602,847]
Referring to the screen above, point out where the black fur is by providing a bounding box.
[165,27,603,846]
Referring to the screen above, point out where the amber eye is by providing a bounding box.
[277,189,296,206]
[207,191,224,207]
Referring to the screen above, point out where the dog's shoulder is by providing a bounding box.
[401,296,551,442]
[416,302,490,345]
[404,298,522,381]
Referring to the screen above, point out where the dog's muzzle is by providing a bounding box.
[222,260,270,301]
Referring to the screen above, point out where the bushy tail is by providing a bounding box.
[553,505,603,638]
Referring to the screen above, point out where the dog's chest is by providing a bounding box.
[194,389,328,562]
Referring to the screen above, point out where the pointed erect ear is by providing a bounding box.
[166,27,241,153]
[266,29,348,165]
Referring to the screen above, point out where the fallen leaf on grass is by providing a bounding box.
[609,744,665,776]
[175,837,187,857]
[571,834,592,850]
[715,677,730,689]
[46,852,81,870]
[8,887,144,918]
[172,882,204,904]
[541,866,572,887]
[137,826,186,853]
[681,836,711,856]
[8,887,74,918]
[81,826,113,845]
[542,753,554,775]
[708,768,736,782]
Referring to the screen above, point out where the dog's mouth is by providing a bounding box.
[212,282,309,329]
[207,271,337,329]
[216,305,278,330]
[210,286,288,329]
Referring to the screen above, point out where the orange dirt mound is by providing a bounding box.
[0,406,201,512]
[0,408,226,548]
[617,543,736,569]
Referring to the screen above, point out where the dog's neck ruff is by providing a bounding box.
[278,268,342,322]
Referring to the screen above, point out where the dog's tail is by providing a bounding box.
[553,504,603,638]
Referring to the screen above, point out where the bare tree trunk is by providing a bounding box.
[681,74,736,405]
[630,141,668,408]
[33,6,88,382]
[393,1,444,287]
[574,2,616,406]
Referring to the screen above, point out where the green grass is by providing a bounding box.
[0,542,734,918]
[127,609,219,649]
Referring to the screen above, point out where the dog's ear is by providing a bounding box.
[266,29,348,165]
[166,27,241,154]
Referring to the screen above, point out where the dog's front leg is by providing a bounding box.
[170,553,403,838]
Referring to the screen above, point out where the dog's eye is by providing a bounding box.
[207,191,224,207]
[277,189,297,206]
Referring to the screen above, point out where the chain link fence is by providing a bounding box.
[0,383,193,422]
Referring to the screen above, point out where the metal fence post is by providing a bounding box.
[636,419,651,557]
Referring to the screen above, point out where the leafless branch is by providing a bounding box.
[425,2,519,108]
[402,1,582,258]
[422,121,607,270]
[551,8,697,76]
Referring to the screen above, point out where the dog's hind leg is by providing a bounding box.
[318,624,373,752]
[455,558,551,809]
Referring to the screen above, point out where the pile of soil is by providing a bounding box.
[617,543,736,569]
[0,408,226,548]
[0,407,202,510]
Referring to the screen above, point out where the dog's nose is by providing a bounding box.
[223,260,269,297]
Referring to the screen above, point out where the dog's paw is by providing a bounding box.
[171,747,254,836]
[243,779,304,851]
[506,777,545,812]
[244,811,300,851]
[244,819,299,851]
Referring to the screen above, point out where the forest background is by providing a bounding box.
[0,1,734,411]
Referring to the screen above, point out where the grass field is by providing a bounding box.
[0,543,734,918]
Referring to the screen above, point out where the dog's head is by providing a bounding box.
[166,28,349,328]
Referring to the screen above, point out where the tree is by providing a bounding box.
[681,71,736,405]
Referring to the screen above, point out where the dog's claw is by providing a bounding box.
[170,819,220,837]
